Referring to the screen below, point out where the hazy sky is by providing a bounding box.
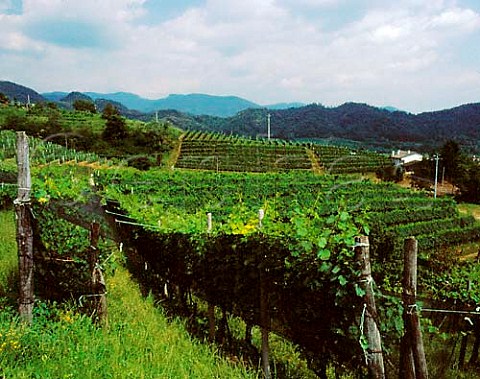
[1,0,479,113]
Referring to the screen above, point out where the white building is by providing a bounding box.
[391,150,423,166]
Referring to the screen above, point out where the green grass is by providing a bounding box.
[0,263,257,378]
[0,215,257,379]
[0,210,17,296]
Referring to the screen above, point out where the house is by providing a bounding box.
[391,150,423,167]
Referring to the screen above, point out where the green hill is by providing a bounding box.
[0,80,46,104]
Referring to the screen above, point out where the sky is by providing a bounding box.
[0,0,479,113]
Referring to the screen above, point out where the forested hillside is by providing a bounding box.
[181,103,480,153]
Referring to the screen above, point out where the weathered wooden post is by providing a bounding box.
[258,209,271,379]
[15,131,34,324]
[401,237,428,379]
[400,333,415,379]
[88,221,107,325]
[354,236,385,379]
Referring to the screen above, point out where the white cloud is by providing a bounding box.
[0,0,479,113]
[429,7,480,31]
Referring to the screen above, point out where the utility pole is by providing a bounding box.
[434,155,439,199]
[267,113,271,141]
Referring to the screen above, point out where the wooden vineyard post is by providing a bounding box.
[206,212,216,343]
[400,237,428,379]
[15,131,34,324]
[208,303,216,343]
[88,221,107,325]
[354,236,385,379]
[258,209,271,379]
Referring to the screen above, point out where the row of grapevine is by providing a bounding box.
[182,130,304,146]
[93,168,477,257]
[176,131,391,174]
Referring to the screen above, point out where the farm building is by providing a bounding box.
[391,150,423,167]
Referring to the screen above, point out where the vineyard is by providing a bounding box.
[0,129,107,165]
[312,144,391,174]
[175,131,313,172]
[2,126,480,377]
[175,131,390,174]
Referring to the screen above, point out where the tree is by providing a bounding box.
[102,114,128,144]
[439,140,480,203]
[101,103,120,119]
[0,92,9,105]
[440,140,463,182]
[73,99,96,113]
[456,162,480,203]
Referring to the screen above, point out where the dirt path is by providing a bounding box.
[305,148,323,174]
[458,204,480,220]
[166,132,185,168]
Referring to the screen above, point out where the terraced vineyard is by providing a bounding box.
[175,131,313,172]
[175,131,391,174]
[312,144,391,174]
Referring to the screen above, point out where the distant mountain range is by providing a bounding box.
[42,90,304,117]
[1,80,479,153]
[0,80,303,117]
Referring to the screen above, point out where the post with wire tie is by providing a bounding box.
[15,131,34,324]
[400,237,428,379]
[354,236,385,379]
[88,221,107,326]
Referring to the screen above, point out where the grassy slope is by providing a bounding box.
[0,209,256,379]
[0,210,17,296]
